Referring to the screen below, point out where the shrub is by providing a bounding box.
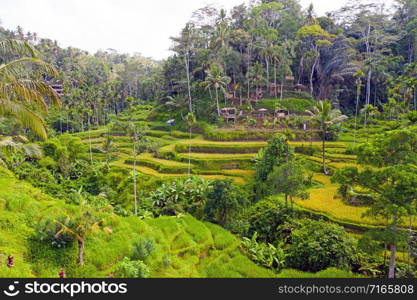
[131,238,155,261]
[245,197,294,243]
[204,179,249,227]
[114,257,150,278]
[286,219,356,272]
[242,232,286,271]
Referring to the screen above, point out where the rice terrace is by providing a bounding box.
[0,0,417,280]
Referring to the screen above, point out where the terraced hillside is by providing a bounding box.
[75,110,417,231]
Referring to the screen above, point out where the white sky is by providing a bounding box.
[0,0,391,60]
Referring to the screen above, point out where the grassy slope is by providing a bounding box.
[0,166,273,278]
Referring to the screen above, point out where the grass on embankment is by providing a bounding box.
[0,166,270,278]
[293,173,417,229]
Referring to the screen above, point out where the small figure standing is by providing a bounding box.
[7,255,14,268]
[59,269,65,278]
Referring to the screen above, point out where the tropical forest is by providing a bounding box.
[0,0,417,279]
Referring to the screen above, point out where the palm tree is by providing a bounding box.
[306,100,347,174]
[164,95,188,112]
[127,122,153,215]
[0,39,60,140]
[98,134,118,168]
[353,70,364,144]
[185,112,196,176]
[54,203,112,265]
[201,64,231,116]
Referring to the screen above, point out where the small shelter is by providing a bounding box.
[257,108,268,117]
[220,107,237,123]
[274,108,289,119]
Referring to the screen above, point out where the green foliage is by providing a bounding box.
[149,176,211,216]
[356,129,417,167]
[131,238,155,261]
[245,197,294,243]
[255,135,292,182]
[204,180,249,227]
[242,232,286,271]
[114,257,150,278]
[266,160,310,206]
[256,98,315,113]
[286,219,357,272]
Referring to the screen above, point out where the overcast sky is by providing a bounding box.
[0,0,390,60]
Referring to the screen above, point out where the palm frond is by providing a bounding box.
[0,100,47,140]
[0,57,59,78]
[0,39,37,58]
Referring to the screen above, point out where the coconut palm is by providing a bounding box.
[185,112,196,176]
[0,39,60,140]
[306,100,347,174]
[54,203,112,265]
[126,122,153,215]
[201,64,231,116]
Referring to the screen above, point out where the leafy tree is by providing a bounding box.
[333,130,417,278]
[296,23,335,96]
[267,160,310,209]
[255,134,293,182]
[54,203,112,265]
[204,179,248,227]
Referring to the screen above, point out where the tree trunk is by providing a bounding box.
[133,141,137,215]
[388,243,397,278]
[77,239,85,265]
[188,126,192,176]
[310,55,319,96]
[322,126,327,174]
[184,53,192,113]
[88,118,93,163]
[354,79,361,144]
[388,216,398,278]
[265,55,270,96]
[274,59,277,99]
[215,88,220,116]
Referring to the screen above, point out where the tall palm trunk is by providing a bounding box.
[133,141,137,215]
[184,53,192,113]
[88,118,93,163]
[188,126,192,176]
[354,79,361,144]
[265,55,270,95]
[273,59,277,99]
[215,88,220,116]
[322,125,327,174]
